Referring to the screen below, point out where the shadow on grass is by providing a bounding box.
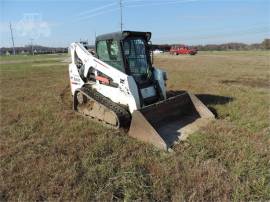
[196,94,234,105]
[196,94,234,118]
[167,90,234,118]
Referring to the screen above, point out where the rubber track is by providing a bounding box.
[76,86,131,128]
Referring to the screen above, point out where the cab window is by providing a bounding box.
[96,40,124,72]
[123,38,149,76]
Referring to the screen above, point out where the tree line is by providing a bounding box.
[152,39,270,51]
[1,39,269,55]
[0,45,68,55]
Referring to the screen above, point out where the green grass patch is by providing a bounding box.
[1,52,269,201]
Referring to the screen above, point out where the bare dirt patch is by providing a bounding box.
[0,57,64,65]
[32,62,64,67]
[221,78,270,88]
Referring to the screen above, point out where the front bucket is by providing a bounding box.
[128,92,215,150]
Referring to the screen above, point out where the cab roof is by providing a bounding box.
[95,30,152,42]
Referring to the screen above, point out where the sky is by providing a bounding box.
[0,0,269,47]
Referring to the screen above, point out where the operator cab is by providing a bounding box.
[95,31,162,105]
[95,31,153,84]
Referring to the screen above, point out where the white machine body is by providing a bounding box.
[69,42,167,113]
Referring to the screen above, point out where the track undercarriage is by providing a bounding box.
[73,86,131,129]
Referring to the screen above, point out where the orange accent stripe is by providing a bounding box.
[96,76,109,84]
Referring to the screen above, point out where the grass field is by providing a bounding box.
[1,51,269,201]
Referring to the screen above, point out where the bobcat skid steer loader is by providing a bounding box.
[69,31,214,151]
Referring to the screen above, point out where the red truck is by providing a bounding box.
[170,46,197,55]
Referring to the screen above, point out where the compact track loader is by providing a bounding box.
[69,31,214,150]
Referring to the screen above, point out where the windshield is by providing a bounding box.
[123,38,149,76]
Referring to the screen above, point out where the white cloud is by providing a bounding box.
[15,13,51,39]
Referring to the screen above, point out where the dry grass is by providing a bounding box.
[1,51,269,201]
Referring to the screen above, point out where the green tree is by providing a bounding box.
[261,39,270,49]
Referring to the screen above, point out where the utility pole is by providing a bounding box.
[30,38,34,55]
[9,22,15,55]
[119,0,123,31]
